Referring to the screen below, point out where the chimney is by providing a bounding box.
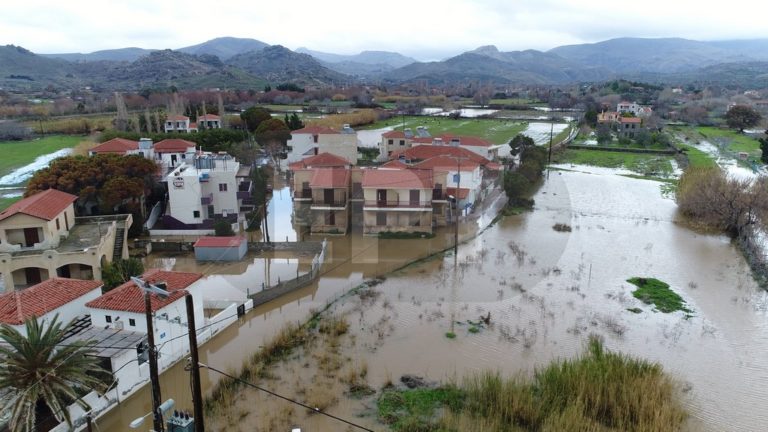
[450,138,460,147]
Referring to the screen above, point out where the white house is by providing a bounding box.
[617,101,653,118]
[0,278,103,336]
[162,152,250,231]
[411,134,493,159]
[85,269,204,366]
[153,139,197,172]
[286,125,358,166]
[197,114,222,130]
[164,115,198,133]
[413,155,483,210]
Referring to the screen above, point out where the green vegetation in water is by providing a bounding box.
[555,149,674,177]
[379,231,435,239]
[627,277,692,314]
[445,332,456,339]
[376,336,687,431]
[0,135,82,180]
[677,143,717,169]
[696,126,760,156]
[360,116,527,144]
[0,196,21,212]
[626,307,643,314]
[468,326,480,334]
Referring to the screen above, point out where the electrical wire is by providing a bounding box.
[201,362,375,432]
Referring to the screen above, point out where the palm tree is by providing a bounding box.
[0,315,107,432]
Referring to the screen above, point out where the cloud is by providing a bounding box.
[2,0,768,57]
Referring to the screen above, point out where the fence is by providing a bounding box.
[249,239,327,307]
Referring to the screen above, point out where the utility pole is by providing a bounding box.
[547,118,554,164]
[144,289,165,432]
[185,294,205,432]
[454,156,460,255]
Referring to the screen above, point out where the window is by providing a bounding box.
[313,135,319,143]
[129,318,136,327]
[56,218,60,230]
[64,212,69,230]
[377,212,387,226]
[399,140,405,146]
[388,139,393,145]
[219,183,228,192]
[193,210,200,218]
[105,315,112,323]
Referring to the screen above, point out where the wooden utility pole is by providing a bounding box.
[144,291,165,432]
[454,157,460,255]
[185,294,205,432]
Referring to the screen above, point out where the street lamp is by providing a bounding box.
[129,399,175,429]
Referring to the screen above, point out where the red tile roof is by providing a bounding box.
[168,115,190,121]
[437,134,491,147]
[362,168,433,189]
[380,160,408,169]
[485,162,502,171]
[198,114,221,120]
[310,168,350,188]
[391,145,489,166]
[194,236,245,248]
[382,130,407,139]
[291,125,340,135]
[413,155,481,171]
[620,117,642,124]
[154,139,196,153]
[90,138,139,154]
[446,187,470,200]
[0,189,77,222]
[85,270,203,313]
[0,278,103,325]
[288,152,350,170]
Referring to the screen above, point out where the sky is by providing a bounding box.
[3,0,768,60]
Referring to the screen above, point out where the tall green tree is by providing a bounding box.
[508,134,535,156]
[0,315,107,431]
[102,257,145,291]
[240,107,271,132]
[725,105,762,132]
[760,136,768,164]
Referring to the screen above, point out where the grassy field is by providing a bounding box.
[0,196,21,211]
[695,126,761,156]
[678,143,718,168]
[0,135,84,178]
[360,116,527,144]
[553,149,675,177]
[628,277,691,314]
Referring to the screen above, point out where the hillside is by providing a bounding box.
[227,45,349,85]
[0,45,78,90]
[178,37,269,60]
[41,47,155,62]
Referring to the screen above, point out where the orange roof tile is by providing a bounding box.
[437,134,491,147]
[154,139,196,153]
[194,236,245,248]
[85,270,203,313]
[414,155,481,171]
[310,168,350,188]
[0,278,103,325]
[288,152,350,170]
[382,130,407,139]
[198,114,221,120]
[446,187,470,200]
[90,138,139,154]
[291,125,340,135]
[168,115,189,121]
[620,117,642,124]
[391,145,489,166]
[0,189,77,222]
[362,168,433,189]
[380,160,408,169]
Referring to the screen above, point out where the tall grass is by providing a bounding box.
[382,336,686,432]
[307,109,380,129]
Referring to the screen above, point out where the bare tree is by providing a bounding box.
[114,92,130,131]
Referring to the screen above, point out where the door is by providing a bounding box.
[377,189,387,205]
[328,211,336,226]
[324,189,334,205]
[23,228,39,247]
[57,265,71,278]
[171,154,178,166]
[25,268,41,286]
[410,190,420,206]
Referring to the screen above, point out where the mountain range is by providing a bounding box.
[4,36,768,91]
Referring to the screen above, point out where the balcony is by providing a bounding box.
[236,191,251,200]
[432,189,447,201]
[201,193,213,205]
[238,180,252,193]
[364,200,431,209]
[311,199,348,209]
[294,189,312,200]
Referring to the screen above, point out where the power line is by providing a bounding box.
[201,363,375,432]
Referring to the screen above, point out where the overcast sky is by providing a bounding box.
[4,0,768,60]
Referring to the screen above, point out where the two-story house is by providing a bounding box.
[89,138,156,160]
[160,153,249,233]
[0,189,132,291]
[619,117,643,138]
[378,126,431,160]
[411,135,494,159]
[197,114,222,130]
[153,139,197,172]
[361,168,435,235]
[164,115,198,133]
[286,125,358,166]
[413,155,482,215]
[292,168,351,234]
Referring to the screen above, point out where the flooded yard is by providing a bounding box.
[98,167,768,431]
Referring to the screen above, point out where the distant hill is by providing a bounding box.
[227,45,349,85]
[42,47,155,62]
[178,37,269,60]
[384,46,609,84]
[296,48,416,67]
[0,45,78,90]
[549,37,757,73]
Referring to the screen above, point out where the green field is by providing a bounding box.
[695,126,761,156]
[554,149,675,177]
[0,196,21,211]
[0,135,82,179]
[360,116,527,144]
[678,144,717,168]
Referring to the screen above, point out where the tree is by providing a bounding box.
[284,112,304,131]
[596,124,612,144]
[508,134,535,157]
[240,107,271,132]
[760,136,768,164]
[725,105,762,132]
[214,219,236,236]
[101,257,145,291]
[255,119,291,167]
[0,315,107,431]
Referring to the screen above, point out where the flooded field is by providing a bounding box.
[98,167,768,431]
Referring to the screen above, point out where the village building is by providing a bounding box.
[164,115,197,133]
[413,155,483,213]
[618,117,643,138]
[197,114,222,130]
[153,138,197,172]
[0,189,131,291]
[378,126,431,160]
[291,167,351,235]
[285,125,358,166]
[361,168,439,235]
[194,236,248,261]
[616,101,653,118]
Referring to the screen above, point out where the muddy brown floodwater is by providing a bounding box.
[98,167,768,432]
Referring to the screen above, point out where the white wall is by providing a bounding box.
[8,288,102,337]
[286,134,316,163]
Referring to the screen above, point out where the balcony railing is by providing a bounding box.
[364,200,431,209]
[201,193,213,205]
[294,189,312,199]
[236,191,251,200]
[432,189,446,200]
[311,199,348,208]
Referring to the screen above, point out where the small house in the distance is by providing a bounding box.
[194,236,247,261]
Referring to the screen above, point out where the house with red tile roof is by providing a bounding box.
[89,137,157,160]
[286,124,358,166]
[288,152,351,170]
[153,138,197,171]
[86,269,204,357]
[378,126,431,160]
[291,167,352,234]
[414,155,482,210]
[197,114,222,130]
[619,117,643,138]
[164,115,198,133]
[0,277,103,335]
[0,189,132,291]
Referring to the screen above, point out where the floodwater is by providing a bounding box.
[0,148,72,186]
[97,168,768,432]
